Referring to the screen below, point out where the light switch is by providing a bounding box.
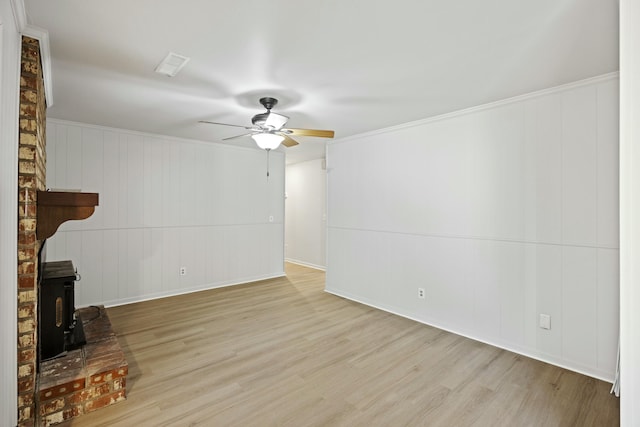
[539,314,551,330]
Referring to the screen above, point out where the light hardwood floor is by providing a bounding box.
[62,263,619,426]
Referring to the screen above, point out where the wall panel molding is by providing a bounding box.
[46,121,285,308]
[327,76,619,381]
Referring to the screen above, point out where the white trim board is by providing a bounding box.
[103,272,287,308]
[285,259,326,271]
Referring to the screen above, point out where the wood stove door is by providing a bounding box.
[39,260,76,361]
[39,277,67,360]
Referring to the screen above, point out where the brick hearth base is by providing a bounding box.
[37,306,128,426]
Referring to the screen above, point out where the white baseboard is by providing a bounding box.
[99,272,286,308]
[285,258,326,271]
[325,287,615,384]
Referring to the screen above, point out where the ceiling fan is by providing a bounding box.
[199,97,335,150]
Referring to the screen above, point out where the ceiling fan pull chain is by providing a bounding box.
[266,148,270,179]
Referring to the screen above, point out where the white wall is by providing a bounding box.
[0,1,22,424]
[45,120,285,307]
[285,158,327,270]
[326,74,619,381]
[620,0,640,424]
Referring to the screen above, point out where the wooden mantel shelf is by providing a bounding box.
[37,191,99,240]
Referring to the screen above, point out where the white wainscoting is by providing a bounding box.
[45,120,285,307]
[326,74,619,381]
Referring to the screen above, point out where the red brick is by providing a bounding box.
[18,318,35,334]
[20,90,37,104]
[41,405,83,426]
[18,188,36,202]
[20,118,37,132]
[18,175,37,188]
[18,203,38,218]
[22,36,39,46]
[18,348,35,364]
[18,219,36,233]
[18,331,35,347]
[18,302,35,319]
[63,405,84,420]
[18,362,35,378]
[18,275,36,289]
[21,60,39,75]
[22,41,40,55]
[20,75,37,90]
[39,378,86,401]
[17,247,35,260]
[18,377,34,393]
[18,239,38,256]
[21,44,39,60]
[84,390,126,413]
[113,377,126,391]
[18,160,35,174]
[19,131,37,146]
[19,145,36,160]
[18,290,36,304]
[89,366,128,385]
[17,38,44,427]
[67,383,110,405]
[18,392,34,408]
[18,232,37,246]
[17,404,33,422]
[17,282,36,295]
[39,398,65,416]
[19,102,36,118]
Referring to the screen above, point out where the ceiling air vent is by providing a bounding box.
[154,52,190,77]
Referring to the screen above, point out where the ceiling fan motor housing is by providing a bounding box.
[251,96,278,127]
[259,97,278,110]
[252,97,279,127]
[251,112,269,126]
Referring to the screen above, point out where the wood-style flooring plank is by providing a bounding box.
[61,263,619,426]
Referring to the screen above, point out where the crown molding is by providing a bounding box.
[10,0,27,30]
[11,0,54,107]
[330,71,620,146]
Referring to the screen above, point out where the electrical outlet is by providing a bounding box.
[179,267,187,276]
[418,288,425,299]
[539,314,551,330]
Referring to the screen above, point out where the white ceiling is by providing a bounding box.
[24,0,618,164]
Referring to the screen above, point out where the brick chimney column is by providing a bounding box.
[17,35,47,427]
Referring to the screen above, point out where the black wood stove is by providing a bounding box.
[39,260,86,361]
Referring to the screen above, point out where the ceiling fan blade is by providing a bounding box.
[199,120,255,130]
[282,128,335,138]
[281,134,299,148]
[222,132,255,141]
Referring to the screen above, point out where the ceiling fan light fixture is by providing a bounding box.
[200,97,334,150]
[251,132,284,150]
